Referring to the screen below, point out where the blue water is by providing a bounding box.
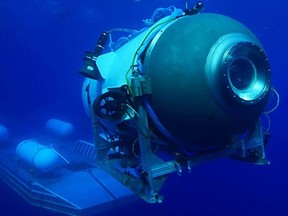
[0,0,287,215]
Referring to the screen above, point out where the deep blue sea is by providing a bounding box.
[0,0,287,215]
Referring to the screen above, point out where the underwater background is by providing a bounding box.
[0,0,287,215]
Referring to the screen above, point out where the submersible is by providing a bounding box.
[79,2,274,203]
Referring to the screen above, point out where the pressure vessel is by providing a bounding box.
[142,14,270,149]
[16,140,59,172]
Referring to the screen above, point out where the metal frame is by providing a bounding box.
[91,69,269,203]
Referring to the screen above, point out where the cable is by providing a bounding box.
[107,28,140,51]
[264,87,280,114]
[124,103,169,145]
[261,87,279,134]
[124,104,150,139]
[262,112,271,134]
[125,16,178,96]
[106,28,138,34]
[132,138,140,159]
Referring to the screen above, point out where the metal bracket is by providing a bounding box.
[130,68,152,97]
[229,119,270,165]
